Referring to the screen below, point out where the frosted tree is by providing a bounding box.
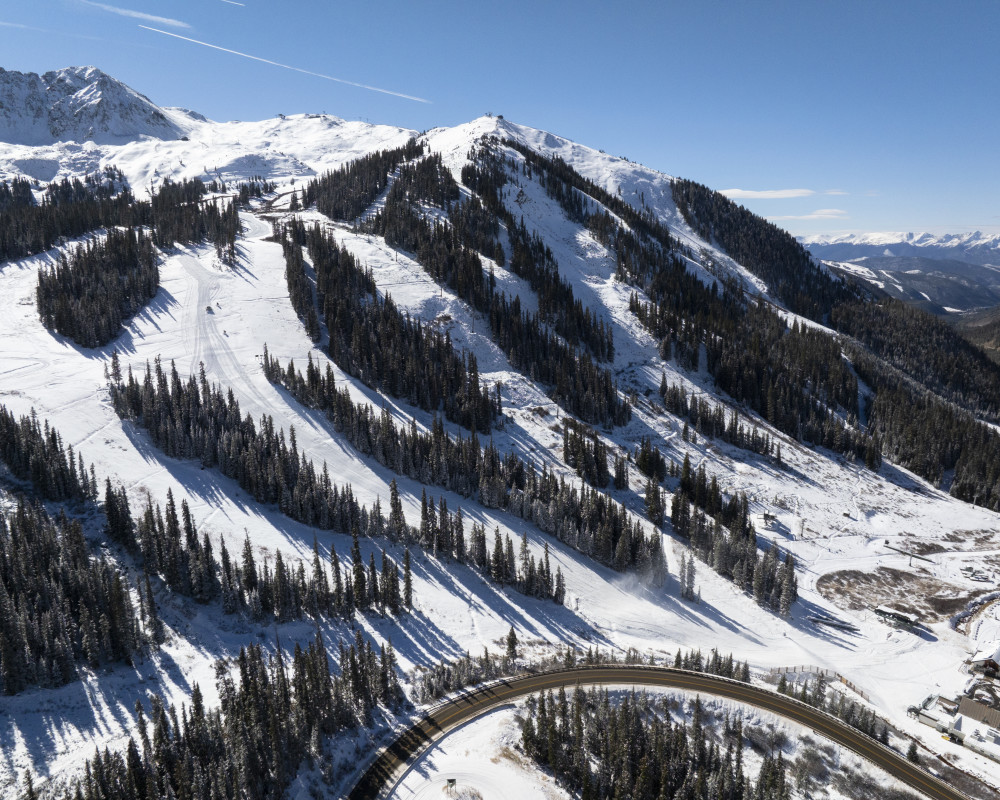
[685,553,696,601]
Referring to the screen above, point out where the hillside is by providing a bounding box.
[2,69,1000,799]
[826,256,1000,315]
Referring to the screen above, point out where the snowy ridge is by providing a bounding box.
[0,66,190,146]
[804,230,1000,249]
[803,230,1000,267]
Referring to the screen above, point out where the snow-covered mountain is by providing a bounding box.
[824,256,1000,314]
[4,67,1000,797]
[803,230,1000,265]
[0,65,193,146]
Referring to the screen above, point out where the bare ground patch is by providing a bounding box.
[816,567,987,622]
[943,530,998,550]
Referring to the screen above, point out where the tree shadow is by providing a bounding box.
[0,645,190,780]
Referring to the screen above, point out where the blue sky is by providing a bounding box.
[2,0,998,236]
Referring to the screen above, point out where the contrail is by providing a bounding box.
[81,1,190,29]
[219,0,245,5]
[138,25,430,103]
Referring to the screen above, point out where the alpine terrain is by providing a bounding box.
[2,66,1000,800]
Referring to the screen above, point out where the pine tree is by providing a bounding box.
[403,549,413,609]
[506,627,519,663]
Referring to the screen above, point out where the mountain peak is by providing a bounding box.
[0,65,189,146]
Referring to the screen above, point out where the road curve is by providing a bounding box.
[347,666,967,800]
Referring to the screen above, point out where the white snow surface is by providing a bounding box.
[0,66,189,146]
[2,78,1000,794]
[389,690,923,800]
[803,230,1000,250]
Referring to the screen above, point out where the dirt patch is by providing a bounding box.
[908,541,947,556]
[816,567,987,622]
[943,530,997,550]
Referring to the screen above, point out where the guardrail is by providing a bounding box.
[345,664,970,800]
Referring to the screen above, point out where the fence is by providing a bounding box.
[766,664,871,702]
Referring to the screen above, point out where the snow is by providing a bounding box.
[0,66,186,146]
[388,690,924,800]
[0,94,417,197]
[3,78,1000,794]
[388,706,569,800]
[803,230,1000,251]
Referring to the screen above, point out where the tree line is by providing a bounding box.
[776,675,890,745]
[658,374,779,460]
[671,177,858,320]
[0,499,143,695]
[507,138,877,470]
[119,480,416,625]
[0,404,97,502]
[264,350,665,584]
[149,177,240,262]
[459,144,615,361]
[47,631,404,800]
[667,167,1000,500]
[0,168,145,263]
[832,297,1000,422]
[36,227,158,347]
[520,687,791,800]
[0,399,415,693]
[850,343,1000,510]
[361,158,628,426]
[30,175,244,349]
[415,643,749,704]
[282,220,501,433]
[2,170,241,269]
[301,138,425,222]
[109,356,571,609]
[669,455,798,614]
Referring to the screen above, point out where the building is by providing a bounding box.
[971,642,1000,672]
[752,513,782,534]
[914,696,1000,765]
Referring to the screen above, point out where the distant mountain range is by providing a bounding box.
[799,232,1000,314]
[802,230,1000,265]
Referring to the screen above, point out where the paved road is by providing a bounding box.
[347,666,968,800]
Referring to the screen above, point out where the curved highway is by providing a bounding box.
[347,666,969,800]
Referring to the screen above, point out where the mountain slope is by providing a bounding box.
[826,256,1000,314]
[0,66,192,145]
[3,70,1000,797]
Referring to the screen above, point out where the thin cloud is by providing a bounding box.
[139,25,430,103]
[0,19,114,42]
[721,188,815,200]
[220,0,245,5]
[770,209,849,221]
[79,1,190,29]
[824,189,848,196]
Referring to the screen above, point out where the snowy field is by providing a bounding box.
[1,112,999,794]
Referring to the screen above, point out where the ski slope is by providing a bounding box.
[2,103,1000,794]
